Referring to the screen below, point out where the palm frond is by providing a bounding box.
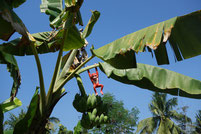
[136,117,159,134]
[165,97,178,114]
[169,110,191,123]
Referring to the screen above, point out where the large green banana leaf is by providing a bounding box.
[0,0,29,41]
[0,27,85,56]
[99,62,201,99]
[93,10,201,69]
[14,89,39,133]
[0,50,21,99]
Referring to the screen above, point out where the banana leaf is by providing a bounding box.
[93,10,201,69]
[1,97,22,113]
[40,0,63,22]
[0,27,85,56]
[99,62,201,99]
[0,50,21,99]
[82,10,100,38]
[0,0,29,41]
[13,88,39,133]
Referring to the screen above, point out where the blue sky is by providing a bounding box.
[1,0,201,131]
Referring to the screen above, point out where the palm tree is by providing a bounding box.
[46,117,60,134]
[136,92,191,134]
[194,110,201,134]
[4,109,26,130]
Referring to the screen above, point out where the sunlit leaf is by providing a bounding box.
[99,62,201,99]
[136,117,158,134]
[40,0,63,13]
[65,0,83,9]
[13,88,39,133]
[93,10,201,69]
[56,26,85,51]
[40,0,63,22]
[1,97,22,113]
[157,118,183,134]
[82,10,100,38]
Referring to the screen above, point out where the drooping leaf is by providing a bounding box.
[1,97,22,113]
[0,27,85,56]
[82,10,100,38]
[99,62,201,99]
[0,50,21,99]
[0,0,29,41]
[13,88,39,134]
[93,10,201,69]
[0,15,15,41]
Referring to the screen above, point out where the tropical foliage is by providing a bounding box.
[90,93,140,134]
[4,109,26,130]
[136,93,191,134]
[0,0,201,133]
[194,110,201,134]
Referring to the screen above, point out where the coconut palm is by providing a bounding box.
[136,92,191,134]
[194,110,201,134]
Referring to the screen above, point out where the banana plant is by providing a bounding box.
[0,0,201,133]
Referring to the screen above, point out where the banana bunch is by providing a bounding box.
[73,93,109,129]
[81,108,108,129]
[73,93,88,113]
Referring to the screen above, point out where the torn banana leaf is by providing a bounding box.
[93,10,201,69]
[99,62,201,99]
[82,10,100,38]
[0,26,85,56]
[1,97,22,113]
[0,50,21,100]
[40,0,63,22]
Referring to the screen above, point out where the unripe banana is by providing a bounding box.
[92,108,97,116]
[87,95,92,107]
[99,114,104,123]
[95,116,100,124]
[91,94,97,107]
[104,116,108,122]
[91,114,95,122]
